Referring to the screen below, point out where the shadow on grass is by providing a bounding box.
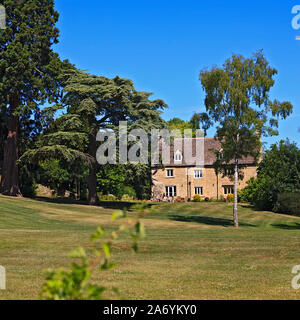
[271,223,300,230]
[240,204,266,212]
[34,196,88,205]
[33,196,153,211]
[169,215,256,227]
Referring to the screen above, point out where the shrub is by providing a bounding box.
[22,183,38,198]
[243,140,300,212]
[122,186,136,199]
[121,194,132,201]
[241,176,274,211]
[227,193,234,203]
[193,194,202,202]
[277,193,300,216]
[101,194,117,201]
[19,164,38,198]
[80,189,88,201]
[237,190,243,203]
[238,177,258,204]
[97,192,103,200]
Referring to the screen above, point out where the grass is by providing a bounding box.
[1,196,300,300]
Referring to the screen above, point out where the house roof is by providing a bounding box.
[152,138,256,167]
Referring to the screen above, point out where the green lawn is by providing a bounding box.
[1,195,300,300]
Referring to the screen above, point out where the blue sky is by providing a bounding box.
[54,0,300,148]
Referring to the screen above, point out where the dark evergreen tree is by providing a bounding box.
[21,68,167,204]
[0,0,70,196]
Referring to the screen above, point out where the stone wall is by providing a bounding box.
[152,165,257,199]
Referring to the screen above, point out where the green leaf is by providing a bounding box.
[90,226,106,242]
[102,243,111,258]
[132,242,138,253]
[100,260,116,271]
[112,210,125,221]
[68,247,86,259]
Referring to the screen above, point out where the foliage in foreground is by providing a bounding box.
[39,204,148,300]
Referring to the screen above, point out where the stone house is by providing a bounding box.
[151,138,258,200]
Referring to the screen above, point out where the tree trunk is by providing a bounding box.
[0,95,22,197]
[233,158,239,228]
[88,124,98,205]
[216,171,219,200]
[78,179,80,201]
[88,161,98,205]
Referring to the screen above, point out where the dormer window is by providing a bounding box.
[174,150,182,162]
[217,149,224,161]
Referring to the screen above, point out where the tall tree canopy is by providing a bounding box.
[168,113,212,137]
[0,0,70,196]
[62,69,167,204]
[200,50,293,227]
[21,68,167,204]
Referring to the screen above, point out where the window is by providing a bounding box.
[223,185,234,195]
[166,169,174,177]
[224,167,234,176]
[174,151,182,162]
[194,170,203,179]
[165,186,177,197]
[194,187,203,196]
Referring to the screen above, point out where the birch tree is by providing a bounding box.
[200,51,293,227]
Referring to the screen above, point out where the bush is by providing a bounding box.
[227,193,234,203]
[193,194,202,202]
[237,190,242,203]
[238,177,258,204]
[240,176,274,211]
[122,186,136,200]
[277,193,300,216]
[121,194,132,201]
[101,194,117,201]
[244,140,300,212]
[22,183,38,198]
[19,164,38,198]
[80,189,88,201]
